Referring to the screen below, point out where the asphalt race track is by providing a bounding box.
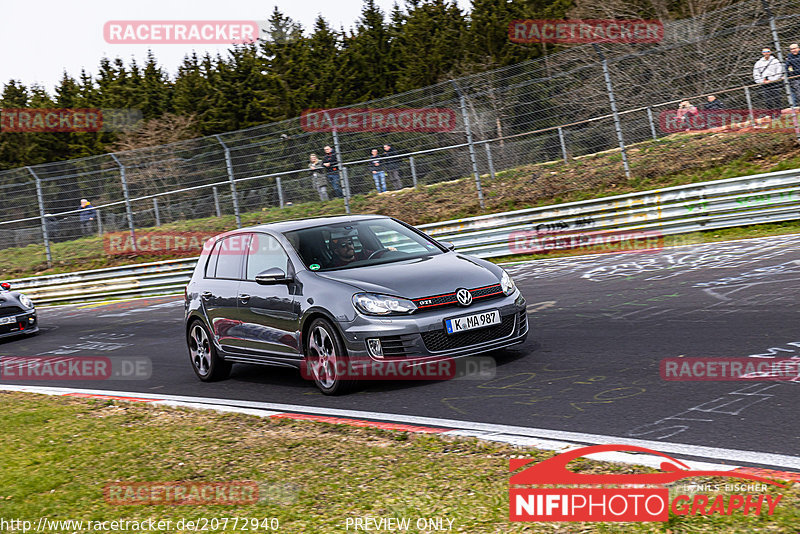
[2,234,799,467]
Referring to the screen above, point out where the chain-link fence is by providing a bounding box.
[3,0,800,269]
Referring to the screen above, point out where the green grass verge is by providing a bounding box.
[4,129,800,279]
[0,392,797,533]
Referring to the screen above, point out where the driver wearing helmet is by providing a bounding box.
[328,229,395,267]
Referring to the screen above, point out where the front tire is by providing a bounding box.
[305,318,354,395]
[188,319,231,381]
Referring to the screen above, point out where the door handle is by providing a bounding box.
[201,291,212,300]
[239,294,251,303]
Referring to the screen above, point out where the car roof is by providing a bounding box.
[244,214,391,234]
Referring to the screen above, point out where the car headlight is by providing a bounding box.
[500,270,516,296]
[18,294,34,309]
[352,293,417,315]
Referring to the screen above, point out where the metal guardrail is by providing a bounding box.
[8,167,800,305]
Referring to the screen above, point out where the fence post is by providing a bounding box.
[109,153,137,252]
[331,128,350,214]
[646,107,658,140]
[761,0,800,140]
[27,167,52,268]
[153,198,161,226]
[451,79,485,209]
[557,128,568,163]
[593,44,631,179]
[342,167,352,201]
[409,156,418,187]
[97,209,103,236]
[744,86,756,124]
[276,177,285,208]
[485,142,497,179]
[212,186,221,217]
[214,135,241,228]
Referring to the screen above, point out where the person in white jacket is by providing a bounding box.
[753,47,785,118]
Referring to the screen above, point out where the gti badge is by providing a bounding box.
[456,288,472,306]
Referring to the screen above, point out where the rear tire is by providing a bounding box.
[188,319,231,381]
[304,318,355,395]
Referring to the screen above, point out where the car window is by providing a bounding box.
[368,223,433,255]
[204,240,222,278]
[284,219,442,271]
[214,234,249,279]
[245,233,290,280]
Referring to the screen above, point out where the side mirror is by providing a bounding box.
[440,241,456,251]
[0,282,10,291]
[255,268,292,285]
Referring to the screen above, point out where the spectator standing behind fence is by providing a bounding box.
[381,144,402,190]
[308,153,329,202]
[785,44,800,107]
[79,198,97,236]
[676,101,699,130]
[369,148,387,193]
[753,47,784,118]
[704,95,724,111]
[321,145,342,198]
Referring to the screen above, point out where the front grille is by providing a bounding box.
[413,284,504,310]
[471,284,503,299]
[377,334,417,358]
[421,314,515,352]
[0,306,23,318]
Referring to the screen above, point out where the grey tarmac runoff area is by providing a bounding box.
[1,233,798,470]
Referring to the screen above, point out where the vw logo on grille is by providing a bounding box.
[456,288,473,306]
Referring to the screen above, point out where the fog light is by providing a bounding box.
[366,338,383,358]
[28,317,34,323]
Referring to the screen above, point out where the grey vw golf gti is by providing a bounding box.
[184,215,527,394]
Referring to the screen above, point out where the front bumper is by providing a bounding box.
[340,291,527,363]
[0,310,38,339]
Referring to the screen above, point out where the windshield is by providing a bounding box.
[283,219,444,271]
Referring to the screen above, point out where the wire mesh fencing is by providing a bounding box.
[3,0,800,272]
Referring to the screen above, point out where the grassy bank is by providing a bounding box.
[3,129,800,279]
[0,392,797,533]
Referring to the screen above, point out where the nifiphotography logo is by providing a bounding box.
[509,444,786,522]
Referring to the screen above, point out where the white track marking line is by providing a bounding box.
[1,384,797,470]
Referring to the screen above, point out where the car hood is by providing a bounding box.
[315,253,502,299]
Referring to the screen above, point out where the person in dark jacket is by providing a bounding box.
[321,145,342,198]
[79,198,97,236]
[703,95,724,111]
[786,44,800,107]
[382,144,402,190]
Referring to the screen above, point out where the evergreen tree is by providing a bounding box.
[0,81,34,169]
[257,8,310,120]
[305,16,342,107]
[339,0,393,102]
[140,51,171,119]
[394,0,467,92]
[173,53,217,133]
